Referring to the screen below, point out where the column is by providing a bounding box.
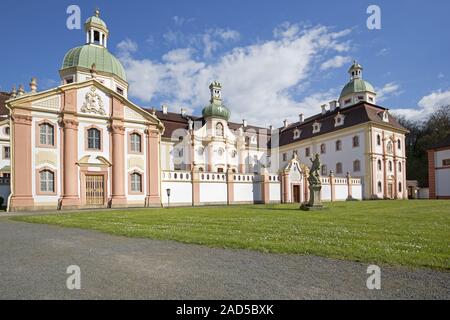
[282,171,289,203]
[9,113,34,211]
[90,29,94,44]
[226,169,234,205]
[346,172,353,200]
[261,173,270,204]
[145,126,161,206]
[61,118,80,208]
[191,169,200,206]
[110,124,126,207]
[428,150,436,199]
[329,171,335,202]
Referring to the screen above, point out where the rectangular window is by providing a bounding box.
[131,173,142,192]
[40,170,55,193]
[443,159,450,166]
[130,133,141,153]
[39,124,54,146]
[321,165,327,176]
[116,87,124,95]
[282,153,287,161]
[305,147,310,157]
[3,146,10,159]
[87,128,101,150]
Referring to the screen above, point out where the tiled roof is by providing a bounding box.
[0,92,11,116]
[278,102,407,147]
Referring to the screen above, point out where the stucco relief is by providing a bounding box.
[81,87,106,115]
[35,151,58,166]
[128,156,145,171]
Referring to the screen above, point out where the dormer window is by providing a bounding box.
[368,96,374,102]
[116,87,124,95]
[312,121,321,134]
[293,129,301,139]
[382,111,389,122]
[358,96,364,100]
[334,113,345,127]
[344,99,351,105]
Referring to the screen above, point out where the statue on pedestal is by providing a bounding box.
[301,153,324,210]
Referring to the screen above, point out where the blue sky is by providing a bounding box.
[0,0,449,125]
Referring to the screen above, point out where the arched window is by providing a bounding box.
[353,160,361,172]
[398,162,402,172]
[216,122,224,136]
[377,134,381,146]
[87,128,101,150]
[321,165,327,175]
[335,140,342,151]
[130,133,141,153]
[320,143,326,154]
[352,135,359,147]
[130,172,142,192]
[336,162,343,174]
[40,170,55,192]
[39,123,55,146]
[377,181,382,193]
[398,182,402,192]
[397,139,401,150]
[377,160,382,170]
[388,161,393,172]
[4,126,10,136]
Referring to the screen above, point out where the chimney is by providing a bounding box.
[29,77,37,93]
[242,119,247,127]
[162,104,168,114]
[299,113,304,123]
[321,104,327,114]
[181,108,187,117]
[283,119,289,128]
[329,100,338,111]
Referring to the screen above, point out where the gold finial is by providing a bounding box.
[95,8,100,17]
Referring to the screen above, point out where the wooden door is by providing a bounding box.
[293,185,301,203]
[387,183,393,199]
[86,175,104,205]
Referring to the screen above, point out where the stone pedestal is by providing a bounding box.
[300,185,324,211]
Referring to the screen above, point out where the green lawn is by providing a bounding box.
[12,200,450,270]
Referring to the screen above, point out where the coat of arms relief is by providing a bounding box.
[81,87,106,115]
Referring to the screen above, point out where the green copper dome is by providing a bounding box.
[340,78,375,98]
[61,44,126,81]
[202,103,231,121]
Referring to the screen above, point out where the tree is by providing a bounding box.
[395,105,450,187]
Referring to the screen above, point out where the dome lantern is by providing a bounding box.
[202,81,231,121]
[84,9,109,48]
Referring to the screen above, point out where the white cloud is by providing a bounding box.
[320,55,351,70]
[392,88,450,120]
[118,24,352,125]
[376,82,401,102]
[116,39,138,55]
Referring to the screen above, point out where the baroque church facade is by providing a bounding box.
[0,11,408,211]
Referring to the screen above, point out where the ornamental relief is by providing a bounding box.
[81,87,106,115]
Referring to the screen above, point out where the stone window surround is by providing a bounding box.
[2,146,10,160]
[128,130,144,155]
[85,125,104,152]
[35,119,57,149]
[128,169,144,195]
[35,166,58,196]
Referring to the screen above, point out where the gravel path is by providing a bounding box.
[0,218,448,299]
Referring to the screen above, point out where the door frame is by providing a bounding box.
[291,183,302,203]
[80,167,109,207]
